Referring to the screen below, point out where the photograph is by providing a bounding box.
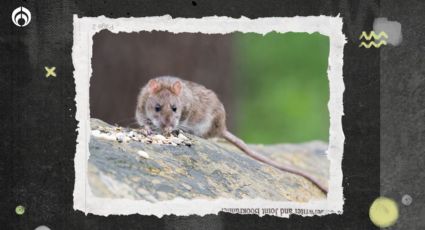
[72,16,345,217]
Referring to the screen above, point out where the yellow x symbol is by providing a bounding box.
[45,66,56,78]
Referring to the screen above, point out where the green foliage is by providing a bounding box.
[233,32,330,144]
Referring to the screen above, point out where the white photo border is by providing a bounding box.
[72,15,346,217]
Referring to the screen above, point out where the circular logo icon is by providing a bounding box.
[11,6,31,27]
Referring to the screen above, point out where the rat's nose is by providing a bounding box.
[162,117,171,126]
[160,122,170,130]
[165,118,171,124]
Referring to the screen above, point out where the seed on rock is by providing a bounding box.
[128,131,136,137]
[116,133,125,143]
[137,150,150,159]
[152,134,166,142]
[178,134,188,140]
[170,136,182,144]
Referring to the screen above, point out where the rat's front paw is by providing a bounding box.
[140,126,153,136]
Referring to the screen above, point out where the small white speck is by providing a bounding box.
[171,136,182,144]
[152,134,166,142]
[137,150,150,159]
[128,131,136,137]
[116,132,125,142]
[402,194,412,206]
[178,133,188,140]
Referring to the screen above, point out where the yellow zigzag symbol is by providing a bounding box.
[359,31,388,40]
[359,40,387,48]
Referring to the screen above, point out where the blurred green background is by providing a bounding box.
[233,32,330,144]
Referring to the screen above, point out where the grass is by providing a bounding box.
[233,32,330,144]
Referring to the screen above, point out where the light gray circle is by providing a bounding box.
[401,194,412,206]
[35,226,51,230]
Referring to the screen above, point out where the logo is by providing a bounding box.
[359,31,388,48]
[11,6,31,27]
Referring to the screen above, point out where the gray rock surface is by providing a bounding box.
[88,118,329,202]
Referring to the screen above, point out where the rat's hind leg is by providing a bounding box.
[203,108,227,138]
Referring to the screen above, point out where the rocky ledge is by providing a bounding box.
[88,118,329,202]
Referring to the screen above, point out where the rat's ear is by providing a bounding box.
[171,81,182,95]
[148,79,160,94]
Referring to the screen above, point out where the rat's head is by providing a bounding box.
[143,79,183,132]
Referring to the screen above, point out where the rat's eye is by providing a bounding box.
[171,105,177,112]
[155,104,161,112]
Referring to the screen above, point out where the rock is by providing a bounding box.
[88,118,329,202]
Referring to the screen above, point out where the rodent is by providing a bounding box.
[135,76,328,194]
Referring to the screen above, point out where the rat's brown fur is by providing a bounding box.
[135,76,328,194]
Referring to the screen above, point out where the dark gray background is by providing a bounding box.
[380,1,425,229]
[0,0,422,229]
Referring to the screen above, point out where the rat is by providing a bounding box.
[135,76,328,194]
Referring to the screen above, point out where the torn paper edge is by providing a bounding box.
[72,15,346,218]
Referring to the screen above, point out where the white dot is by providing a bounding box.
[401,194,412,206]
[35,226,50,230]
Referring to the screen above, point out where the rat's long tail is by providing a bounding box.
[223,130,328,194]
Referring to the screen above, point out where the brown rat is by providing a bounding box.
[135,76,328,194]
